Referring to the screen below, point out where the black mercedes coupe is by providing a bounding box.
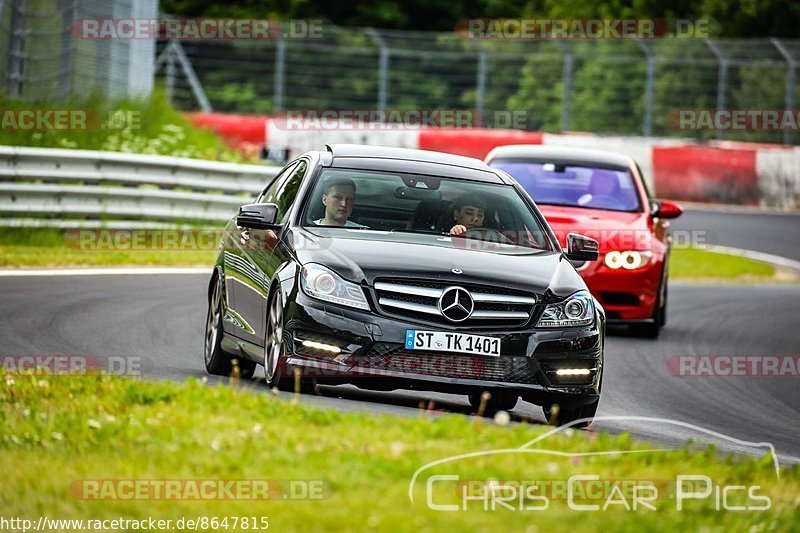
[204,144,605,426]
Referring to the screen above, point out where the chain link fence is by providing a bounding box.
[1,6,798,145]
[157,28,800,145]
[0,0,157,102]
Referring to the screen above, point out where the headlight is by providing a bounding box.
[300,263,370,311]
[537,290,594,328]
[604,250,653,270]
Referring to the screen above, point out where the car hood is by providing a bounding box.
[289,227,586,298]
[538,205,655,251]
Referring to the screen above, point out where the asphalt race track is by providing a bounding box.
[1,209,799,464]
[672,208,800,261]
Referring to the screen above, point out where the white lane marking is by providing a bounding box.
[695,244,800,272]
[0,267,210,276]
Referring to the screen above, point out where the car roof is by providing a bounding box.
[320,144,506,183]
[486,144,634,169]
[326,144,491,168]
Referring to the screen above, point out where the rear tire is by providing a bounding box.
[659,279,668,327]
[205,275,256,378]
[204,276,230,376]
[630,318,660,339]
[468,391,518,415]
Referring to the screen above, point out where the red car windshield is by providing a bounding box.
[491,160,642,212]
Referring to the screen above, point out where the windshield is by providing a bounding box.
[300,168,553,251]
[490,159,642,212]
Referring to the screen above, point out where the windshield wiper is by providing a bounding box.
[387,228,444,236]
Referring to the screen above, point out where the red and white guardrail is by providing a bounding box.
[186,113,800,209]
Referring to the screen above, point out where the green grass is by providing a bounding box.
[669,246,776,280]
[0,228,216,268]
[0,91,248,162]
[0,373,797,531]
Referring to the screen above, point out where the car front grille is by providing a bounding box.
[357,343,538,383]
[373,279,537,327]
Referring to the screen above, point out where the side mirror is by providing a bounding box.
[653,200,683,219]
[237,203,279,230]
[565,232,599,261]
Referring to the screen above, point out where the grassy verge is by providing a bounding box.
[0,229,785,282]
[0,373,796,531]
[0,91,248,162]
[0,228,216,268]
[669,246,776,281]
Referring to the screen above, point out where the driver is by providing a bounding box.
[449,193,487,235]
[314,178,366,227]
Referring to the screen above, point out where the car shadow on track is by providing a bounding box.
[198,369,551,425]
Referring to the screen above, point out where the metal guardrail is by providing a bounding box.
[0,146,280,227]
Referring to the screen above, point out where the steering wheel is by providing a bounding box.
[461,226,515,245]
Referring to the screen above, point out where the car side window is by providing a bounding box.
[257,162,298,204]
[262,160,308,224]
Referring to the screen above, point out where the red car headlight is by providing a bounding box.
[604,250,653,270]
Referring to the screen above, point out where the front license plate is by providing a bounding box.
[405,330,501,357]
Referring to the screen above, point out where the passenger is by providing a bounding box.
[314,178,365,227]
[449,193,487,235]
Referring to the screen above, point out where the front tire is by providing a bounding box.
[264,288,288,389]
[542,398,599,428]
[543,369,602,428]
[468,391,518,415]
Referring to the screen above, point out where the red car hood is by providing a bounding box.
[539,205,654,252]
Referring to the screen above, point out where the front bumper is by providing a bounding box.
[282,290,604,407]
[579,258,662,322]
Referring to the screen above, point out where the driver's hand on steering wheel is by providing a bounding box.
[450,224,468,235]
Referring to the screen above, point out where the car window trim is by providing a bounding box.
[297,166,556,252]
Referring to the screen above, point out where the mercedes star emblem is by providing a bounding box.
[438,286,474,322]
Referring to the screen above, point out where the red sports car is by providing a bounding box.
[485,145,682,338]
